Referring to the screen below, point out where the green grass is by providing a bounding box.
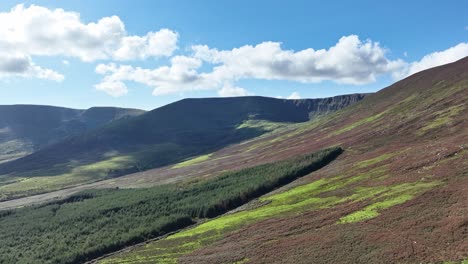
[232,258,250,264]
[0,155,137,201]
[419,104,465,132]
[443,260,468,264]
[356,153,395,168]
[0,143,194,201]
[338,181,440,223]
[331,111,386,136]
[172,154,213,169]
[236,119,292,131]
[0,139,34,164]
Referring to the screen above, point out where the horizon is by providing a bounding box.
[0,0,467,110]
[0,92,373,110]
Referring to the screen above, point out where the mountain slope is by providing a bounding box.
[101,57,468,263]
[0,94,365,201]
[0,105,144,163]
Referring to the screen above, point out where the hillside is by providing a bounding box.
[0,105,144,163]
[0,94,365,201]
[97,57,468,263]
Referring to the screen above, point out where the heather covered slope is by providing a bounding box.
[102,58,468,263]
[0,105,144,163]
[0,94,364,201]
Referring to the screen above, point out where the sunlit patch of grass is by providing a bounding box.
[443,260,468,264]
[356,153,395,168]
[233,258,250,264]
[338,181,441,224]
[419,104,465,132]
[0,155,136,201]
[172,154,212,169]
[331,111,386,136]
[0,143,192,201]
[237,119,291,131]
[0,139,34,164]
[0,174,92,201]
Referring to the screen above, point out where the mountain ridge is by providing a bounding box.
[0,94,367,201]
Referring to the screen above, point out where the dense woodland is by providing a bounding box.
[0,147,341,263]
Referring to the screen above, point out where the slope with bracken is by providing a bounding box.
[0,95,365,201]
[101,57,468,263]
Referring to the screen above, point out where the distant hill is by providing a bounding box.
[0,105,145,163]
[0,94,366,200]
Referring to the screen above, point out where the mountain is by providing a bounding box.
[96,57,468,263]
[0,105,144,164]
[0,94,366,201]
[0,58,465,264]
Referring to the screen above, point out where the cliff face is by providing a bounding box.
[291,93,368,118]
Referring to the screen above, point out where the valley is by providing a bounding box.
[0,95,365,201]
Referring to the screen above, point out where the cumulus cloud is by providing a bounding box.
[217,83,252,97]
[287,92,301,99]
[96,35,409,96]
[193,35,406,85]
[95,80,127,97]
[0,4,178,80]
[113,29,179,60]
[95,56,209,96]
[0,53,64,81]
[394,42,468,79]
[0,4,178,61]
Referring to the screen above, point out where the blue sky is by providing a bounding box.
[0,0,467,110]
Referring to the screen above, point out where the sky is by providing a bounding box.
[0,0,467,110]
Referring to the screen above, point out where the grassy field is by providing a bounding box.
[0,143,199,201]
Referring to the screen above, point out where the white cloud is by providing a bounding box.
[94,34,468,97]
[217,83,252,97]
[0,53,64,81]
[0,4,178,80]
[113,29,179,60]
[287,92,301,99]
[96,35,407,96]
[95,80,127,97]
[0,4,178,61]
[62,60,70,65]
[94,56,209,96]
[395,42,468,79]
[193,35,406,85]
